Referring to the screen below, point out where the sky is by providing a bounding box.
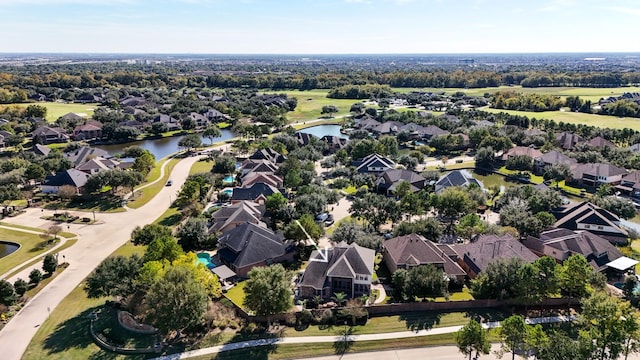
[0,0,639,54]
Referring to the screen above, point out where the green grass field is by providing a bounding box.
[482,107,640,131]
[190,158,214,175]
[126,158,179,209]
[274,90,361,123]
[3,239,77,280]
[0,227,67,276]
[3,102,99,122]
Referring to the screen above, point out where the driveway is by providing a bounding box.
[0,154,203,360]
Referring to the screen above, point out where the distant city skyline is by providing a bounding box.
[1,0,638,54]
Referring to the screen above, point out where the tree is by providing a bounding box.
[331,221,383,250]
[559,254,593,302]
[58,185,78,200]
[145,265,208,338]
[177,217,212,251]
[143,235,184,263]
[84,255,143,299]
[505,154,533,171]
[203,125,222,144]
[131,224,173,246]
[24,104,47,118]
[0,279,17,305]
[243,264,292,324]
[212,155,236,174]
[581,292,634,360]
[593,196,637,220]
[284,214,323,243]
[470,257,525,300]
[29,268,43,285]
[543,163,572,188]
[338,298,368,325]
[350,193,401,231]
[499,315,528,360]
[455,319,490,360]
[475,147,495,168]
[150,122,169,135]
[25,163,46,183]
[331,292,348,306]
[321,105,338,118]
[13,278,28,297]
[178,133,202,152]
[132,151,155,176]
[434,187,475,223]
[42,253,58,276]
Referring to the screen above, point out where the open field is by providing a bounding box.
[417,86,640,102]
[1,102,99,122]
[190,158,214,175]
[482,107,640,131]
[0,227,65,276]
[274,90,361,122]
[3,239,77,280]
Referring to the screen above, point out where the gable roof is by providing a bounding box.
[434,170,483,194]
[535,150,577,167]
[301,242,375,290]
[587,136,617,149]
[33,143,51,156]
[501,146,543,161]
[556,132,583,150]
[43,169,89,188]
[456,234,539,274]
[64,146,110,167]
[217,222,289,269]
[377,169,426,192]
[371,121,403,134]
[231,182,280,202]
[249,148,286,164]
[76,157,120,172]
[209,201,265,233]
[295,132,318,146]
[553,201,628,237]
[383,234,466,277]
[571,163,627,179]
[354,153,395,174]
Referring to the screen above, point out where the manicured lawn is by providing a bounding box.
[275,90,361,122]
[291,117,345,129]
[153,206,182,227]
[2,102,99,122]
[325,216,353,236]
[224,281,246,309]
[0,227,67,276]
[190,158,214,175]
[419,86,640,102]
[3,239,77,279]
[127,158,179,209]
[0,222,74,238]
[482,107,640,131]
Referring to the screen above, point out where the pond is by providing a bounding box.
[0,241,19,259]
[95,129,235,160]
[297,125,348,139]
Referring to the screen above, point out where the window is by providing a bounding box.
[597,226,604,230]
[584,225,591,229]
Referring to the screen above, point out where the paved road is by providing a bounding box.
[0,154,203,360]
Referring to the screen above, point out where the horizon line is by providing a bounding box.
[2,51,640,56]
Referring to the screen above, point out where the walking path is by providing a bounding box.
[151,316,576,360]
[0,154,204,360]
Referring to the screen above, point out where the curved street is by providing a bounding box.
[0,154,203,360]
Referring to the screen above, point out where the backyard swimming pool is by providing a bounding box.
[223,175,235,183]
[197,253,216,269]
[222,189,233,196]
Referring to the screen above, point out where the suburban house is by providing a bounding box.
[533,150,577,174]
[375,169,426,196]
[556,132,583,150]
[153,114,181,131]
[371,121,403,135]
[75,157,121,175]
[208,201,266,234]
[413,124,449,140]
[524,128,546,137]
[202,108,231,122]
[434,170,483,194]
[553,201,629,244]
[299,242,375,300]
[249,148,286,164]
[216,222,295,277]
[454,234,539,278]
[119,96,146,107]
[118,120,147,131]
[587,136,617,149]
[59,112,86,122]
[355,118,381,131]
[295,132,317,146]
[32,143,51,157]
[230,183,281,204]
[353,153,396,175]
[616,171,640,198]
[41,169,89,195]
[570,163,628,187]
[320,135,348,154]
[188,112,210,128]
[239,159,279,178]
[72,122,103,141]
[32,126,69,145]
[64,146,111,167]
[628,143,640,153]
[382,234,467,282]
[500,146,543,162]
[523,228,623,271]
[241,172,283,188]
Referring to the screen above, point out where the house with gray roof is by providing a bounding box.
[382,234,466,282]
[299,242,375,300]
[556,132,583,150]
[371,121,403,135]
[454,234,539,278]
[552,201,628,244]
[209,201,266,234]
[616,171,640,198]
[32,126,69,145]
[375,169,426,196]
[76,157,120,175]
[523,228,622,271]
[353,153,395,175]
[32,143,51,157]
[533,150,577,174]
[587,136,617,149]
[434,170,483,194]
[216,222,294,277]
[64,146,110,167]
[41,169,89,195]
[570,163,627,187]
[249,148,286,164]
[231,183,281,205]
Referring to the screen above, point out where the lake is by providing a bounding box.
[95,129,235,160]
[297,125,348,139]
[0,241,19,259]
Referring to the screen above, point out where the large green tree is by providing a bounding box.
[203,125,222,144]
[84,255,143,299]
[243,264,292,324]
[499,315,528,360]
[131,224,173,246]
[455,319,490,360]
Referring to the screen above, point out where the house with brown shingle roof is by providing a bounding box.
[570,163,627,187]
[454,234,539,278]
[556,132,583,150]
[382,234,467,282]
[208,201,266,234]
[375,169,426,196]
[533,150,577,174]
[587,136,617,149]
[616,171,640,198]
[32,126,69,145]
[72,122,102,141]
[500,146,543,162]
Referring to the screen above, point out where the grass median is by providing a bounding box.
[127,158,180,209]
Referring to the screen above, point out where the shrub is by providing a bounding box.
[29,269,43,285]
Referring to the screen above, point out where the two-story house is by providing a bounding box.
[553,201,629,244]
[353,153,396,175]
[570,163,628,187]
[615,171,640,198]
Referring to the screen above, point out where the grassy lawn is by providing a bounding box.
[325,216,353,236]
[291,117,345,130]
[0,227,68,276]
[418,86,640,102]
[3,239,77,279]
[224,281,246,309]
[2,102,99,122]
[127,158,180,209]
[496,166,544,184]
[482,107,640,131]
[275,90,360,122]
[342,185,357,195]
[190,158,214,175]
[153,206,182,227]
[0,222,74,238]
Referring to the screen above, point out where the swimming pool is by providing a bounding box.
[197,253,216,269]
[222,189,233,196]
[223,175,234,183]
